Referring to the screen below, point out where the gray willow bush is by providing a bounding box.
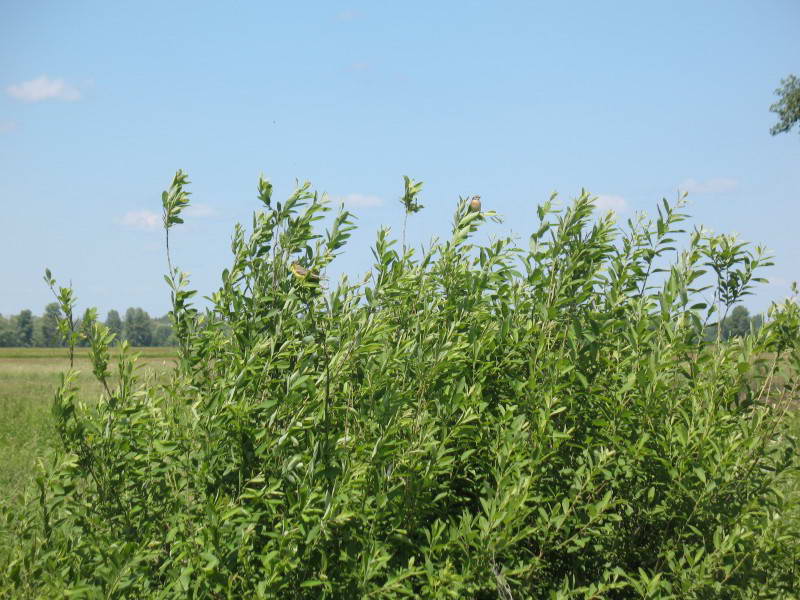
[2,172,799,598]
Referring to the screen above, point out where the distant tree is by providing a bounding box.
[770,74,800,136]
[105,309,123,343]
[0,315,19,347]
[16,310,34,346]
[152,323,176,346]
[31,315,44,346]
[41,302,63,347]
[123,307,153,346]
[704,305,764,342]
[723,305,752,339]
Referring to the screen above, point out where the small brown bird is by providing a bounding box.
[291,262,320,282]
[468,195,482,212]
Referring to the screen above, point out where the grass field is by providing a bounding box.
[0,347,176,505]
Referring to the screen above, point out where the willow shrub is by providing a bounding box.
[2,172,799,599]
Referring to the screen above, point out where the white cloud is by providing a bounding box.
[678,177,738,195]
[334,193,384,208]
[593,194,627,213]
[0,120,17,133]
[185,203,217,218]
[6,75,81,102]
[120,210,160,231]
[119,204,215,232]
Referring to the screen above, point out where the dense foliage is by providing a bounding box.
[2,172,799,598]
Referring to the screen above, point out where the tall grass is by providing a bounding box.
[1,173,798,598]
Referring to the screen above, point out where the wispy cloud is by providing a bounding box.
[185,203,217,218]
[6,75,81,102]
[0,120,17,133]
[335,9,362,21]
[119,204,216,232]
[333,193,384,208]
[347,62,371,73]
[120,210,160,231]
[593,194,627,213]
[678,177,738,195]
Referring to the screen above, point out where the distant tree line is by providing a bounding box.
[0,306,176,347]
[0,303,766,347]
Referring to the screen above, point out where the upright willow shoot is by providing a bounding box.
[400,175,424,250]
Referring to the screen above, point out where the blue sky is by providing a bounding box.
[1,1,798,317]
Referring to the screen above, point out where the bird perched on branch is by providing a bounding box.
[291,262,320,282]
[468,195,482,212]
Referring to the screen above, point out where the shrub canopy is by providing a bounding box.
[2,172,799,598]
